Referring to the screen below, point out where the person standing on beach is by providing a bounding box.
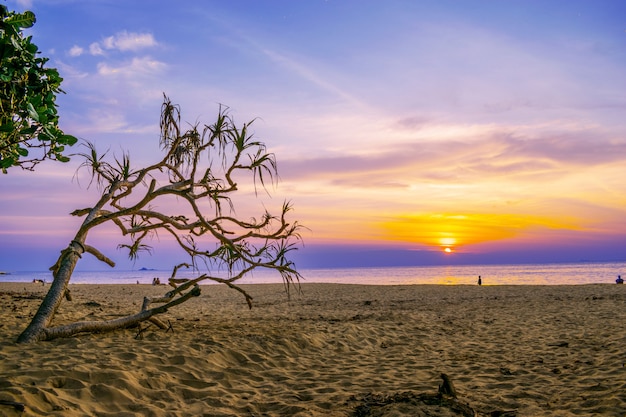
[478,276,482,286]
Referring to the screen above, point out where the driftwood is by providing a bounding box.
[30,284,201,341]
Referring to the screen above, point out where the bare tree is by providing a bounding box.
[17,95,303,343]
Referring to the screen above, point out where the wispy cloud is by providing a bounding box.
[63,30,159,60]
[89,42,104,56]
[279,126,625,185]
[257,46,367,110]
[102,31,158,52]
[68,45,84,57]
[97,56,167,77]
[76,31,159,57]
[55,29,167,138]
[197,8,371,112]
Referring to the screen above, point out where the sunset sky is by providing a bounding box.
[1,0,625,271]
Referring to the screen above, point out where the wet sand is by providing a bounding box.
[1,282,625,416]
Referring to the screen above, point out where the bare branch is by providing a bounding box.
[84,245,115,267]
[40,286,201,341]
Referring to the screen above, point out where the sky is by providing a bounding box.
[1,0,625,272]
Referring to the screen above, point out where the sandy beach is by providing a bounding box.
[1,282,625,416]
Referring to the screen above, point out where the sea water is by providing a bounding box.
[1,262,624,285]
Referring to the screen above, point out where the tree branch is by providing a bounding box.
[84,244,115,267]
[40,286,201,341]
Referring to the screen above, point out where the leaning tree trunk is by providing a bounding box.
[16,183,119,343]
[16,236,202,343]
[16,239,84,343]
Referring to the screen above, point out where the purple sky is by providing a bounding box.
[1,0,625,272]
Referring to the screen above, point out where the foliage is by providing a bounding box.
[16,95,303,343]
[0,5,77,173]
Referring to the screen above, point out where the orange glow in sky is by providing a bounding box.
[379,212,582,251]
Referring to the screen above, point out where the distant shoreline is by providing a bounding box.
[0,261,623,285]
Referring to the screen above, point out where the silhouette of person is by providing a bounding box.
[616,275,623,284]
[478,276,482,286]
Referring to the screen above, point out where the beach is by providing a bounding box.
[0,282,625,416]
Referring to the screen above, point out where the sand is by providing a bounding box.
[0,282,625,416]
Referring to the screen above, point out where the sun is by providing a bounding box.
[444,247,452,253]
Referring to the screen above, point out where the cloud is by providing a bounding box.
[257,46,367,110]
[68,45,84,57]
[97,56,167,77]
[89,42,104,56]
[67,108,158,136]
[501,133,626,166]
[277,125,626,198]
[395,116,434,131]
[75,31,158,57]
[202,14,369,111]
[53,60,90,80]
[101,31,158,52]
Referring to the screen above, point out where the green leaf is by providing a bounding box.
[0,157,15,169]
[18,125,38,135]
[9,36,23,51]
[59,134,78,145]
[26,102,39,121]
[5,11,36,29]
[16,147,28,157]
[26,43,38,55]
[0,123,15,132]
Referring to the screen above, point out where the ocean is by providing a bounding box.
[1,261,624,286]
